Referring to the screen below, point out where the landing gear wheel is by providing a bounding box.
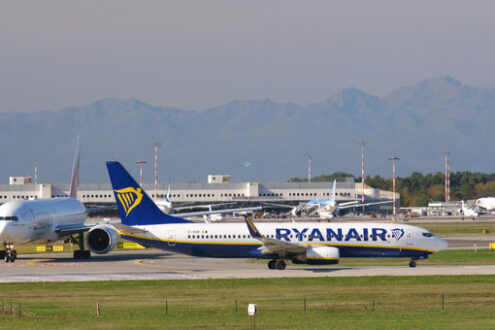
[409,261,417,268]
[83,250,91,259]
[268,259,277,269]
[4,249,16,263]
[276,260,286,270]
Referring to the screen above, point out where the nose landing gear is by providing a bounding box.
[2,243,17,263]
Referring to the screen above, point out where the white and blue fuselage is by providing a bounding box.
[120,221,446,260]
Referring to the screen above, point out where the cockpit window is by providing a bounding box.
[0,216,18,221]
[422,232,434,238]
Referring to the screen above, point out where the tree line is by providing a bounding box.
[288,171,495,207]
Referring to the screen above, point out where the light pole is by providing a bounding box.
[388,156,400,219]
[359,141,366,213]
[136,160,147,187]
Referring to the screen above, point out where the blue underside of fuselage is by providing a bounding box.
[121,235,431,260]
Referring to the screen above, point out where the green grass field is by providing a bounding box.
[3,222,495,328]
[1,276,495,328]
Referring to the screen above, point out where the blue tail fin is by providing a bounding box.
[331,179,336,201]
[106,161,191,225]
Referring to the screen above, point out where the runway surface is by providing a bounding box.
[1,233,495,283]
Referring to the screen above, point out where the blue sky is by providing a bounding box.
[1,0,495,113]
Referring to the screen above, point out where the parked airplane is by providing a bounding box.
[475,197,495,213]
[288,180,391,219]
[459,200,479,219]
[106,161,447,269]
[0,138,113,262]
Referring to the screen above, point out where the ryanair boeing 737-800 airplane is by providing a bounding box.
[107,161,447,269]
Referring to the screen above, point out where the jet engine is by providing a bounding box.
[86,224,118,254]
[305,246,339,265]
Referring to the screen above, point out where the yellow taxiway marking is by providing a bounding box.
[133,259,174,269]
[27,259,52,266]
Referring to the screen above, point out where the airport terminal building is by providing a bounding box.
[0,175,396,214]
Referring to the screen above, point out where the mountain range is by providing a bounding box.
[0,76,493,183]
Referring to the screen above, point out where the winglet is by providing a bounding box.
[69,136,80,198]
[244,216,262,239]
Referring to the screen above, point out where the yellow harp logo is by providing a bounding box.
[114,187,143,216]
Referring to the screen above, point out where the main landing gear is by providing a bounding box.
[2,243,17,263]
[70,233,91,259]
[409,259,417,268]
[268,259,286,270]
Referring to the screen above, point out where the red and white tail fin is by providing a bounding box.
[69,136,80,198]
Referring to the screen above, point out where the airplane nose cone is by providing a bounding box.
[437,237,448,251]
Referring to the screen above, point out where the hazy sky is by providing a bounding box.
[1,1,495,113]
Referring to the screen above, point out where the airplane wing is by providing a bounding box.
[337,200,393,210]
[54,223,94,236]
[175,206,262,218]
[112,223,149,235]
[85,205,117,214]
[244,217,306,255]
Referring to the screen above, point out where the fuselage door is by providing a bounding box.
[404,231,414,246]
[28,209,38,229]
[168,230,176,247]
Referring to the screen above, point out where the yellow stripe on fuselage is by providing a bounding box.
[117,231,436,253]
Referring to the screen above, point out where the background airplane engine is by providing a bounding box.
[305,246,339,265]
[85,224,118,254]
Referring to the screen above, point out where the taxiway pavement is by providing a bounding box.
[2,241,495,283]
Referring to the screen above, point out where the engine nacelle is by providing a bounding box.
[305,246,339,265]
[86,224,118,254]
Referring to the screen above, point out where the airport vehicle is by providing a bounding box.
[107,161,447,269]
[476,197,495,213]
[0,139,111,262]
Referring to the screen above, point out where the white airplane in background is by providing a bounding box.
[459,200,479,219]
[0,138,115,262]
[475,197,495,213]
[106,161,447,269]
[291,180,392,219]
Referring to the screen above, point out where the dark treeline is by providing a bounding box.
[288,171,495,207]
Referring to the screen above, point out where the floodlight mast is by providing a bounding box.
[136,160,147,187]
